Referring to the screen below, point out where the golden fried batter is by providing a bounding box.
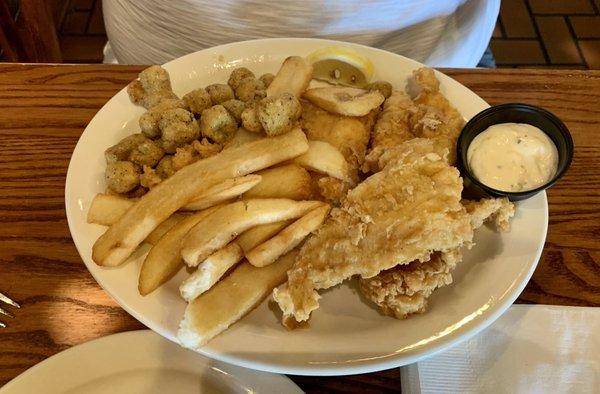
[363,90,416,172]
[300,100,378,179]
[359,251,459,319]
[463,197,515,232]
[409,68,466,165]
[359,197,514,319]
[273,138,474,324]
[276,68,515,326]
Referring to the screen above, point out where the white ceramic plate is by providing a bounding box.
[65,38,547,376]
[0,330,301,393]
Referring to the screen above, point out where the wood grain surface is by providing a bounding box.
[0,64,598,392]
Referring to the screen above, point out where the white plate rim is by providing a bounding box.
[0,330,302,393]
[64,37,548,376]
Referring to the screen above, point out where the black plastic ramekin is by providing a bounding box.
[457,103,573,201]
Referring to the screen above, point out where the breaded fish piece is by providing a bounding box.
[301,100,379,204]
[359,250,460,319]
[363,90,416,172]
[359,197,515,319]
[409,68,466,165]
[364,68,465,172]
[273,138,474,324]
[357,69,513,321]
[463,197,515,231]
[300,100,378,179]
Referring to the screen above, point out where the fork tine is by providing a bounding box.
[0,292,19,308]
[0,306,14,318]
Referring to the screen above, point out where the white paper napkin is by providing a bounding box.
[401,305,600,394]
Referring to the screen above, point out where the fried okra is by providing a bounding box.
[158,107,195,130]
[156,155,176,178]
[139,65,172,94]
[139,98,187,139]
[183,88,212,116]
[221,99,245,122]
[199,105,238,143]
[124,186,148,198]
[235,77,266,102]
[366,81,393,99]
[259,73,275,88]
[129,139,165,167]
[127,80,147,107]
[256,93,302,136]
[105,161,140,193]
[193,138,222,158]
[145,91,178,109]
[228,67,255,90]
[206,84,234,104]
[172,144,199,171]
[162,123,200,153]
[140,166,163,189]
[105,133,148,164]
[159,108,200,153]
[240,102,263,133]
[127,65,178,108]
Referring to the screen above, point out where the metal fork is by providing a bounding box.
[0,291,20,328]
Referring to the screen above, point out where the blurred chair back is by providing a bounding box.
[0,0,62,62]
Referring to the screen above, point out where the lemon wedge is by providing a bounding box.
[306,47,374,88]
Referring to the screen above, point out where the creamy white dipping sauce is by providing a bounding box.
[467,123,558,192]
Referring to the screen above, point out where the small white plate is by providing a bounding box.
[65,38,547,376]
[0,330,301,394]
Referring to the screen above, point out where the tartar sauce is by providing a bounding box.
[467,123,558,192]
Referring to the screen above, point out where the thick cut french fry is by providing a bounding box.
[138,206,220,296]
[179,243,243,301]
[179,220,291,301]
[92,128,308,267]
[292,140,352,182]
[246,205,330,267]
[88,176,258,225]
[144,214,185,245]
[87,194,133,226]
[87,194,185,246]
[224,127,263,150]
[181,175,261,211]
[242,164,311,200]
[236,220,292,253]
[266,56,313,98]
[181,199,322,266]
[178,251,297,349]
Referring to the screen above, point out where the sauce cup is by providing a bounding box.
[457,103,573,201]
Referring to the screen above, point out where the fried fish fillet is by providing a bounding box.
[276,68,514,326]
[363,90,416,172]
[357,68,511,320]
[359,197,514,319]
[300,100,378,180]
[358,250,460,319]
[463,197,515,231]
[409,68,466,165]
[273,138,474,324]
[300,100,378,203]
[364,68,466,172]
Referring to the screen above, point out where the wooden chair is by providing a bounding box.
[0,0,62,62]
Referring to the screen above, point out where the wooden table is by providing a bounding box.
[0,64,598,392]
